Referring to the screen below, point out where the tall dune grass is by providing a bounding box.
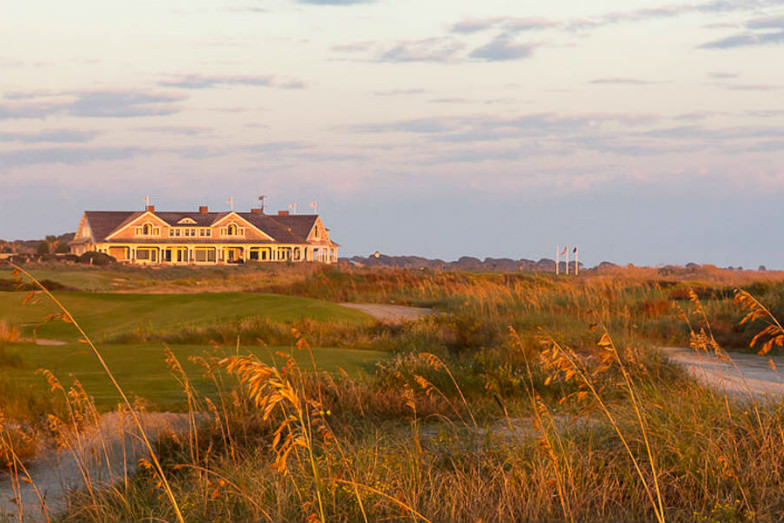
[5,263,784,521]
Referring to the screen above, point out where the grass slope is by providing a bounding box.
[0,290,380,409]
[2,342,387,409]
[0,291,372,342]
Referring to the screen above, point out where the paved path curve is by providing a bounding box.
[341,303,434,324]
[662,346,784,398]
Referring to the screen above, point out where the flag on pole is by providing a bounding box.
[226,196,234,211]
[573,246,579,275]
[288,203,296,214]
[143,195,150,207]
[560,245,568,256]
[310,201,317,214]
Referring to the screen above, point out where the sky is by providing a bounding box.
[1,0,783,268]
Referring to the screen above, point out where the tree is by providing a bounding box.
[35,241,49,255]
[45,235,58,253]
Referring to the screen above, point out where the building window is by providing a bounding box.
[194,248,216,262]
[222,224,244,237]
[136,223,159,237]
[136,248,157,261]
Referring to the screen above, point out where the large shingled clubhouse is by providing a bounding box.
[69,204,339,265]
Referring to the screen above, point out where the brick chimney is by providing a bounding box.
[146,205,155,213]
[251,208,262,214]
[199,205,209,214]
[278,210,289,216]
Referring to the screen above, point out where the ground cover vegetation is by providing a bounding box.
[2,262,784,521]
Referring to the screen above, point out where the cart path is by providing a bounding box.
[0,411,190,522]
[341,303,435,323]
[662,346,784,398]
[20,337,67,346]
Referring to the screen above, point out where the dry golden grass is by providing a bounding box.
[0,320,19,344]
[6,262,784,522]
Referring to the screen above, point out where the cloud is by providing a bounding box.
[746,14,784,29]
[672,111,724,121]
[135,126,212,136]
[68,91,185,117]
[0,100,66,120]
[347,112,666,158]
[569,0,781,31]
[297,0,372,4]
[160,74,306,90]
[700,13,784,49]
[470,36,536,61]
[373,88,426,96]
[331,0,784,66]
[699,30,784,48]
[348,116,464,134]
[429,97,471,104]
[0,129,98,143]
[589,77,661,85]
[331,41,375,53]
[377,38,465,63]
[746,109,784,117]
[450,17,556,34]
[0,90,186,120]
[708,71,739,78]
[722,83,783,90]
[448,0,779,39]
[640,124,784,144]
[342,111,784,159]
[0,146,148,169]
[240,141,311,154]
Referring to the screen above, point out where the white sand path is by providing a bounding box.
[341,303,434,324]
[0,411,190,522]
[662,346,784,398]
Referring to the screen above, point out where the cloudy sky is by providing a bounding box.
[2,0,783,267]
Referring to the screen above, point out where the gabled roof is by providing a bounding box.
[84,211,138,241]
[240,213,318,244]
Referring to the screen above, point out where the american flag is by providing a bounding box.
[560,245,568,256]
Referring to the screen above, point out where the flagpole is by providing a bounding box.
[565,245,569,275]
[555,246,559,275]
[575,246,579,276]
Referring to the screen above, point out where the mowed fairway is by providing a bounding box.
[2,342,387,410]
[0,291,372,341]
[0,291,385,409]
